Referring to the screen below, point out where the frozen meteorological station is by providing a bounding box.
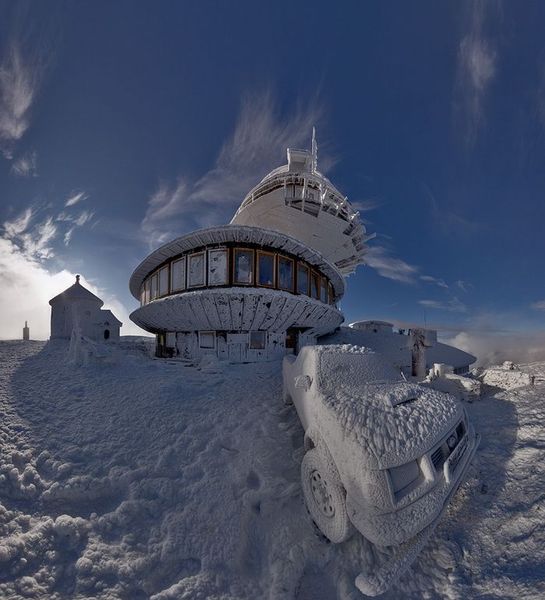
[6,133,544,600]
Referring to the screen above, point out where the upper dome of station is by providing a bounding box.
[231,130,373,276]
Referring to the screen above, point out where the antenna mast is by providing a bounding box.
[311,127,318,173]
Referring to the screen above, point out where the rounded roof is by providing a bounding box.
[49,275,104,307]
[129,224,345,300]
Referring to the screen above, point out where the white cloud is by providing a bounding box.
[443,330,545,368]
[0,237,145,340]
[456,279,472,293]
[419,297,467,313]
[3,207,33,238]
[19,216,57,259]
[65,191,87,207]
[72,210,94,227]
[364,245,418,284]
[454,2,499,143]
[3,209,57,260]
[531,300,545,311]
[142,91,326,248]
[0,40,45,158]
[420,275,449,289]
[3,199,95,262]
[10,150,37,176]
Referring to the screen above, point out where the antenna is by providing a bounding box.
[311,127,318,173]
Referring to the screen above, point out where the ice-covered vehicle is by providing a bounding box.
[283,344,479,551]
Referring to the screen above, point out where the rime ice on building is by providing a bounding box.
[129,133,362,361]
[129,132,475,368]
[23,321,29,341]
[49,275,122,342]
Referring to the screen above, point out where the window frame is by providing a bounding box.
[198,330,216,350]
[320,277,328,303]
[187,251,206,288]
[297,262,310,295]
[207,248,229,286]
[328,281,335,305]
[171,256,186,292]
[158,265,170,297]
[232,247,255,285]
[249,330,267,350]
[311,270,321,300]
[277,255,295,292]
[144,278,151,304]
[257,250,276,288]
[150,272,159,300]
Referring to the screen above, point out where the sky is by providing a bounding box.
[1,0,545,360]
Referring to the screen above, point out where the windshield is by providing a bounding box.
[318,351,401,393]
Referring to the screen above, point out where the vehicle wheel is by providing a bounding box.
[301,448,353,543]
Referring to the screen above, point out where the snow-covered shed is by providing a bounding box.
[49,275,122,342]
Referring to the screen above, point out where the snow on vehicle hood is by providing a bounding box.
[315,346,461,467]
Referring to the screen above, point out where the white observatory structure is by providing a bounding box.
[231,130,374,275]
[129,132,365,361]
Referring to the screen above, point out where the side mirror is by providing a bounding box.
[294,375,312,391]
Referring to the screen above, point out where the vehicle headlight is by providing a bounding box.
[388,460,421,498]
[446,434,458,450]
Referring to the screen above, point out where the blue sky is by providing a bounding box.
[1,1,545,356]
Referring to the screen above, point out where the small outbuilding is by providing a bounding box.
[49,275,122,342]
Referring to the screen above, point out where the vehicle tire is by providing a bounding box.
[301,448,353,543]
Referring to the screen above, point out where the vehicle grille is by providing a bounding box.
[430,419,466,472]
[431,446,445,470]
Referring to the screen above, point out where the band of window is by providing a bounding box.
[140,245,337,307]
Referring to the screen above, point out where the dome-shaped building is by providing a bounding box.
[129,134,370,362]
[231,131,373,275]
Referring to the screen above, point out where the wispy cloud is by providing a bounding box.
[10,150,37,176]
[424,183,482,237]
[444,330,545,368]
[420,275,449,289]
[531,300,545,311]
[65,191,87,207]
[0,3,57,158]
[3,194,94,261]
[454,1,501,144]
[364,245,418,284]
[0,40,47,158]
[141,91,326,248]
[419,297,467,313]
[3,207,33,238]
[456,279,472,293]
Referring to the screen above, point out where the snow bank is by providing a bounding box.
[479,366,532,390]
[0,340,543,598]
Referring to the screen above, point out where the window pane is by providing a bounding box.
[278,256,294,291]
[144,278,151,304]
[234,249,254,284]
[199,331,215,349]
[249,331,266,349]
[171,258,186,291]
[320,278,328,303]
[208,249,228,285]
[258,253,275,287]
[311,272,320,299]
[188,253,205,287]
[297,264,309,295]
[159,266,169,296]
[151,274,159,300]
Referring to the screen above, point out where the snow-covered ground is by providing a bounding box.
[0,340,543,599]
